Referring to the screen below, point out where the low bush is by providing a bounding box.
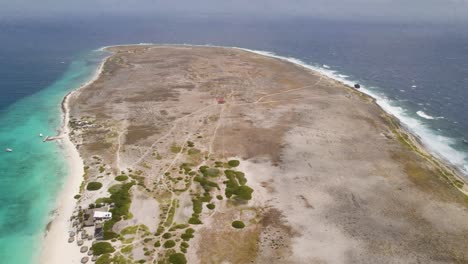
[227,160,240,167]
[206,203,215,210]
[91,242,115,255]
[115,175,128,181]
[95,254,112,264]
[163,240,176,248]
[232,220,245,229]
[103,231,118,240]
[87,182,103,191]
[188,217,202,225]
[169,253,187,264]
[162,233,172,239]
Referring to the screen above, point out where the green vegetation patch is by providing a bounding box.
[170,144,182,153]
[193,176,219,192]
[95,197,113,205]
[120,225,139,235]
[87,182,103,191]
[224,170,253,200]
[227,160,240,167]
[91,242,116,255]
[188,148,201,155]
[162,233,172,239]
[115,175,129,181]
[206,203,215,210]
[169,253,187,264]
[121,245,133,254]
[232,220,245,229]
[163,240,176,248]
[181,228,195,241]
[96,254,112,264]
[103,182,135,232]
[103,231,118,240]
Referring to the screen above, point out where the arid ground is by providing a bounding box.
[67,45,468,264]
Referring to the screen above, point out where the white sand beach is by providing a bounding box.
[39,58,108,264]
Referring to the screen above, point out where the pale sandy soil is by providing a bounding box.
[43,45,468,264]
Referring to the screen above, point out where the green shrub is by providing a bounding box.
[103,182,135,231]
[235,171,247,185]
[163,240,176,248]
[103,231,118,240]
[206,203,215,210]
[120,225,138,235]
[91,242,115,255]
[236,186,254,200]
[188,217,202,225]
[232,220,245,229]
[121,245,133,254]
[227,160,240,167]
[108,184,123,194]
[216,195,223,200]
[169,253,187,264]
[204,168,220,177]
[154,241,161,247]
[181,242,189,248]
[162,233,172,239]
[96,254,112,264]
[95,197,113,204]
[74,194,81,199]
[87,182,103,191]
[115,175,128,181]
[188,148,201,155]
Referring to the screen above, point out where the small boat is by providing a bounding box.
[39,133,43,137]
[463,139,468,145]
[5,148,13,152]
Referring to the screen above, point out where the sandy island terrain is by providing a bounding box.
[42,45,468,264]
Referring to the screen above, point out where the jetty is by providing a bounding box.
[43,135,63,142]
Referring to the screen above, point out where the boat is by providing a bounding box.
[5,148,13,152]
[463,139,468,145]
[39,133,43,137]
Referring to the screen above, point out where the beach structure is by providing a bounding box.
[94,223,104,240]
[93,211,112,221]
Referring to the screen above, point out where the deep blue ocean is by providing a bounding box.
[0,15,467,263]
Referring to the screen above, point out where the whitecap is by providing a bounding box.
[417,110,435,120]
[323,64,330,69]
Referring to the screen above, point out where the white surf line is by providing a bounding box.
[131,104,214,168]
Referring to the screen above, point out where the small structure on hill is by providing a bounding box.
[217,97,225,104]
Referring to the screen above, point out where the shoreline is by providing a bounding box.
[38,55,110,264]
[37,43,467,263]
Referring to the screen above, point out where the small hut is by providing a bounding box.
[217,97,225,104]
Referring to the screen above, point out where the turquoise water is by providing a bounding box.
[0,50,106,263]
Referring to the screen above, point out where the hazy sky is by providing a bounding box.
[1,0,468,22]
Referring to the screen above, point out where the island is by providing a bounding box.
[41,45,468,264]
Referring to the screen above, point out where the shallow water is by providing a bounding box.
[0,51,105,263]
